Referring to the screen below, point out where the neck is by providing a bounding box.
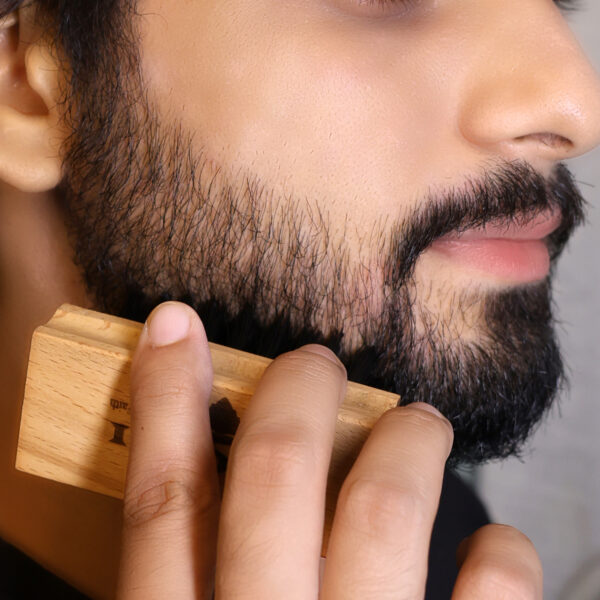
[0,183,118,599]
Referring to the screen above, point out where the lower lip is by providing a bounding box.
[429,238,551,283]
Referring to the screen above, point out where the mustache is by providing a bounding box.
[386,161,586,283]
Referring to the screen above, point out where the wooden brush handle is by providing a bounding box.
[16,304,399,555]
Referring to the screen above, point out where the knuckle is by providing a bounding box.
[123,466,217,529]
[338,477,426,541]
[232,431,316,491]
[131,363,198,404]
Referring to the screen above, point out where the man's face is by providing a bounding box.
[58,0,600,464]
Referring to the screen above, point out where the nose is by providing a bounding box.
[458,0,600,166]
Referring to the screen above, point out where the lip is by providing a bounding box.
[437,210,562,243]
[429,210,562,284]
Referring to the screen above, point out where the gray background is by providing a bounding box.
[476,4,600,599]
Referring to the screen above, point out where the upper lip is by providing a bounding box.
[437,210,562,243]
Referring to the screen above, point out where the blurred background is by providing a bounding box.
[475,3,600,599]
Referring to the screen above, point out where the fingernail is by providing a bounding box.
[145,302,192,347]
[409,402,453,433]
[300,345,347,405]
[300,344,346,373]
[409,402,443,418]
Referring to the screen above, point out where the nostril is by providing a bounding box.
[515,132,574,151]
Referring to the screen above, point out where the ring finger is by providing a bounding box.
[321,403,454,599]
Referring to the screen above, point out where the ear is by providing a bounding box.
[0,7,65,193]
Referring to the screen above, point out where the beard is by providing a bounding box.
[56,84,585,467]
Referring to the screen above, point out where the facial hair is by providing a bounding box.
[57,84,585,467]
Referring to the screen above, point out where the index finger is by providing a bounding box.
[116,302,219,600]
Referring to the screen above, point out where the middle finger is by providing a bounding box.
[215,344,347,599]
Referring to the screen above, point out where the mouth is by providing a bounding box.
[428,210,562,284]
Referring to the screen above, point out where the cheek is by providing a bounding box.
[138,1,471,234]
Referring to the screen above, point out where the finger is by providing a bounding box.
[452,524,543,599]
[216,345,347,599]
[116,302,220,600]
[321,403,453,600]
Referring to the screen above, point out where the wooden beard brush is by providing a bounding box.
[16,304,399,554]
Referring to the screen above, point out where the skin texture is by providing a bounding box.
[116,301,540,599]
[0,0,599,597]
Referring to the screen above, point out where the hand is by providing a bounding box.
[115,301,543,599]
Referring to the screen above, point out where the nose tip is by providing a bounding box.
[547,73,600,158]
[460,62,600,162]
[458,5,600,164]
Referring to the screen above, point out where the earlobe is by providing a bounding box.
[0,9,64,193]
